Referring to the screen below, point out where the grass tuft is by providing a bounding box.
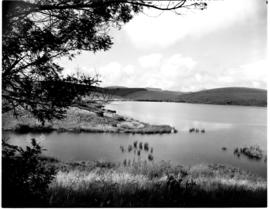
[46,161,267,207]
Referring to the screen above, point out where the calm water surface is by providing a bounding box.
[7,102,267,177]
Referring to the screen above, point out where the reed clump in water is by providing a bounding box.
[189,128,206,134]
[234,145,264,160]
[120,141,155,166]
[44,141,267,207]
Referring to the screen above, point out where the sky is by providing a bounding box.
[57,0,267,92]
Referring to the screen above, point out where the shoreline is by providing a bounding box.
[2,102,177,134]
[106,99,267,108]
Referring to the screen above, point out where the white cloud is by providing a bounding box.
[97,57,267,91]
[98,62,132,86]
[138,53,163,68]
[60,54,267,92]
[223,59,268,88]
[124,0,260,49]
[98,53,197,90]
[178,59,268,91]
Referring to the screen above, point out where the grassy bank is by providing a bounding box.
[2,102,176,134]
[45,160,266,207]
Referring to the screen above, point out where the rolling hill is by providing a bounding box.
[105,87,184,101]
[176,87,267,107]
[103,87,267,107]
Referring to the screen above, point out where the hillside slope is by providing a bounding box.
[103,87,267,107]
[124,90,184,101]
[176,87,267,106]
[105,87,183,101]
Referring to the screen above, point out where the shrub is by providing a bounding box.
[14,124,54,133]
[2,138,56,207]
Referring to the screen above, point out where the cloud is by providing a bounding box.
[97,53,197,90]
[98,62,135,86]
[176,59,268,91]
[97,56,267,92]
[136,54,196,89]
[222,59,268,89]
[138,53,163,68]
[60,53,267,92]
[124,0,261,49]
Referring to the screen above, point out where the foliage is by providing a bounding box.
[2,0,207,123]
[2,138,56,207]
[2,0,143,123]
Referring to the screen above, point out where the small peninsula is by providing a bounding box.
[2,101,177,134]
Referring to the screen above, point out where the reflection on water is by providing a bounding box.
[7,101,267,178]
[182,121,233,132]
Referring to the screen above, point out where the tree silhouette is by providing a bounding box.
[2,138,56,207]
[2,0,206,123]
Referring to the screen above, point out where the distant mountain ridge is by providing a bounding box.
[105,87,184,101]
[176,87,267,107]
[103,87,267,107]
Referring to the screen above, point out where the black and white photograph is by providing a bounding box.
[1,0,267,207]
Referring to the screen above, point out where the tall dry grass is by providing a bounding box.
[47,161,267,207]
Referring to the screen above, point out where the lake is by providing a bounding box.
[7,101,267,177]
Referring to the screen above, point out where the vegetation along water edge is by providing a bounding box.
[2,101,177,134]
[2,138,267,207]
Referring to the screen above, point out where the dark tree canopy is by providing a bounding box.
[2,0,206,123]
